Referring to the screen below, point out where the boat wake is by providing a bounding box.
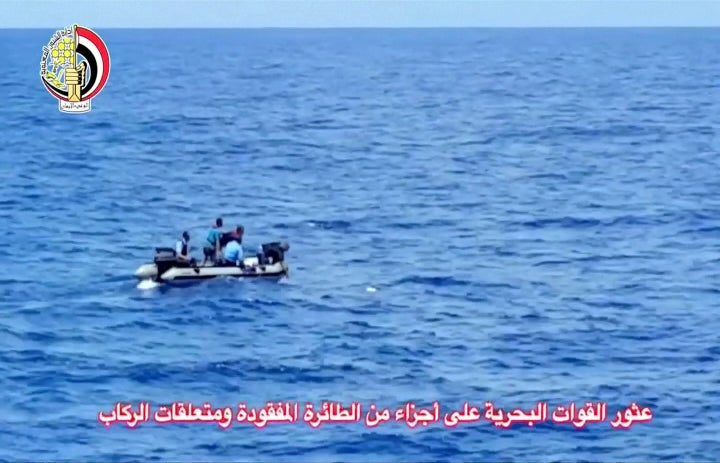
[136,279,160,290]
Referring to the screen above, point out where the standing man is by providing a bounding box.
[202,217,224,265]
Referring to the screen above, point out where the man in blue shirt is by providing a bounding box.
[223,237,244,265]
[202,217,224,265]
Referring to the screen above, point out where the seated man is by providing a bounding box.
[223,237,244,266]
[175,231,196,266]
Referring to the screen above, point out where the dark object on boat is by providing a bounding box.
[257,241,290,265]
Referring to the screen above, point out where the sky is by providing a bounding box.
[1,0,719,28]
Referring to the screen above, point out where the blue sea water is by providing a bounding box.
[1,27,719,462]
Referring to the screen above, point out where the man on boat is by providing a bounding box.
[220,225,244,248]
[203,217,224,265]
[175,231,196,266]
[223,235,244,266]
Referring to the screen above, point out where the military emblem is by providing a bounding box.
[40,24,110,113]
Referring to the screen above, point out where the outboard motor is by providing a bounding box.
[257,241,289,265]
[154,247,176,260]
[154,247,178,279]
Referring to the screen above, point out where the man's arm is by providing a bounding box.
[238,244,247,267]
[176,241,190,261]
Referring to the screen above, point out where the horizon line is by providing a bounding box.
[3,25,720,30]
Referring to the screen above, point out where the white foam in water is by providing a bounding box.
[366,286,377,292]
[137,279,159,290]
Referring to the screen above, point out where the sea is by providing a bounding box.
[1,28,719,462]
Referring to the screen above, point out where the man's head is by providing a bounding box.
[236,225,244,237]
[215,217,223,228]
[182,231,190,241]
